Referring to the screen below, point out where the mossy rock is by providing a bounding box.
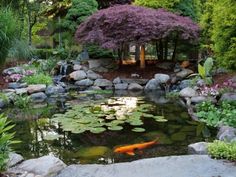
[75,146,111,158]
[171,132,187,141]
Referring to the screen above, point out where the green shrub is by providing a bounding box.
[165,92,180,99]
[37,57,58,74]
[0,8,18,64]
[208,140,236,161]
[196,101,236,127]
[22,73,53,85]
[0,114,18,172]
[33,49,54,59]
[14,95,31,109]
[86,44,116,59]
[8,39,34,61]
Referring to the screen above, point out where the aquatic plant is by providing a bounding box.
[52,97,167,134]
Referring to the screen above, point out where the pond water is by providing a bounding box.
[3,91,215,165]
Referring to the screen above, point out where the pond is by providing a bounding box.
[3,91,215,165]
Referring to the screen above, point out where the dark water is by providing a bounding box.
[3,91,215,165]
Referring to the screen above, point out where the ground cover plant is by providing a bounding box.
[22,73,53,85]
[208,140,236,161]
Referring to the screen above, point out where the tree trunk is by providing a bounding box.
[140,45,145,69]
[172,36,178,61]
[58,16,62,48]
[135,45,140,61]
[164,38,168,60]
[156,42,160,60]
[159,40,164,60]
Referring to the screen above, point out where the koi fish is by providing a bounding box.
[114,138,158,156]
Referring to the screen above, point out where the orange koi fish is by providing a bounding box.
[114,139,158,156]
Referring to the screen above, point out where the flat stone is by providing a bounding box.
[45,85,65,96]
[113,77,121,84]
[121,79,149,85]
[10,155,66,177]
[188,142,208,155]
[179,87,198,97]
[75,79,94,86]
[115,83,128,90]
[154,74,170,84]
[219,93,236,102]
[56,155,236,177]
[3,67,24,76]
[128,83,143,91]
[15,88,28,95]
[27,85,46,94]
[2,89,15,93]
[144,79,161,90]
[8,82,27,89]
[176,69,194,79]
[7,153,24,168]
[190,96,216,104]
[87,70,102,80]
[69,70,87,81]
[30,92,47,103]
[94,79,112,87]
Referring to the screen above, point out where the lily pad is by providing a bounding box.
[108,125,123,131]
[89,127,106,134]
[44,133,63,141]
[132,127,146,133]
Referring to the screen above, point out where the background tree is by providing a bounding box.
[97,0,132,9]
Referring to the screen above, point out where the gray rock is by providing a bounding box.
[3,67,24,75]
[0,99,6,108]
[188,142,208,155]
[56,155,236,177]
[87,70,102,80]
[179,80,192,90]
[2,89,15,93]
[115,83,128,90]
[94,79,112,87]
[220,93,236,102]
[144,79,161,90]
[73,64,82,71]
[179,87,198,97]
[75,79,94,86]
[217,126,236,142]
[156,62,175,70]
[196,79,206,87]
[128,83,143,91]
[11,155,66,177]
[27,84,47,94]
[45,85,65,96]
[69,70,87,81]
[7,153,24,168]
[8,82,27,89]
[190,96,216,104]
[30,92,47,103]
[113,77,121,84]
[15,88,28,95]
[176,69,194,79]
[121,79,149,85]
[87,86,102,90]
[154,74,170,84]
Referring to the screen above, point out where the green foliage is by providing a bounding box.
[208,140,236,161]
[52,98,167,134]
[63,0,98,33]
[22,73,53,85]
[8,39,34,61]
[0,114,18,172]
[165,92,180,99]
[37,57,59,74]
[14,95,31,109]
[196,101,236,127]
[86,44,116,59]
[134,0,180,10]
[33,49,54,59]
[0,93,9,104]
[198,57,213,85]
[0,8,18,64]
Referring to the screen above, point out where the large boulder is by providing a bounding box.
[10,155,66,177]
[30,92,47,103]
[73,64,82,71]
[128,83,143,91]
[154,74,170,84]
[69,70,87,81]
[7,153,24,168]
[179,87,198,97]
[144,79,161,90]
[27,84,47,94]
[188,142,208,155]
[75,79,94,87]
[115,83,128,90]
[45,85,65,96]
[87,70,102,80]
[94,79,112,87]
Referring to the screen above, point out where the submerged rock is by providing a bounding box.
[188,142,208,155]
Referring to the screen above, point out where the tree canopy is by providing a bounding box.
[75,5,199,49]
